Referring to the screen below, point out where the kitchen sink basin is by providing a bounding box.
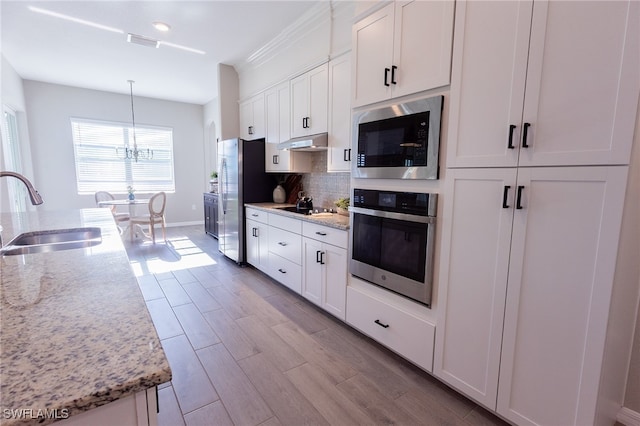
[1,227,102,256]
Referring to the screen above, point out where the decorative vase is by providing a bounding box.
[128,192,135,201]
[337,207,348,216]
[273,184,286,203]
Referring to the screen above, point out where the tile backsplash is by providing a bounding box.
[300,151,350,209]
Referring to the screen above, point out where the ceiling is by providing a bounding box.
[1,1,319,105]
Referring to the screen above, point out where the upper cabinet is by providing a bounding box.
[239,93,265,140]
[351,0,455,108]
[327,54,352,173]
[265,82,312,173]
[447,0,639,168]
[291,63,329,138]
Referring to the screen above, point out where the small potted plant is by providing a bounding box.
[127,185,135,200]
[334,197,350,216]
[209,171,218,193]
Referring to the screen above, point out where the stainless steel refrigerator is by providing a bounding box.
[218,138,274,264]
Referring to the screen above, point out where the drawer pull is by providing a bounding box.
[374,319,389,329]
[315,231,327,236]
[278,242,288,246]
[251,213,259,217]
[278,268,287,274]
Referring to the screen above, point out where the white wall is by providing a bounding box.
[203,97,219,186]
[22,80,205,224]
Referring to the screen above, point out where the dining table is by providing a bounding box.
[97,198,150,238]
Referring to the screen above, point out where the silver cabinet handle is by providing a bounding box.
[278,242,287,246]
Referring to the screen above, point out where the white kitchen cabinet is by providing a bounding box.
[301,222,348,320]
[246,208,269,273]
[58,388,157,426]
[327,53,352,173]
[290,63,328,138]
[267,213,303,294]
[347,285,435,372]
[351,0,454,108]
[447,0,639,168]
[265,82,312,173]
[434,166,629,425]
[246,221,269,274]
[240,93,265,140]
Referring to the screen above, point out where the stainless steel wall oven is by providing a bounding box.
[352,95,443,180]
[350,188,437,307]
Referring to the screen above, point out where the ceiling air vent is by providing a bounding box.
[127,33,159,48]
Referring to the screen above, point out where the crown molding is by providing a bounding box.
[235,1,332,73]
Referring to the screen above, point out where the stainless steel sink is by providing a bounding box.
[0,227,102,256]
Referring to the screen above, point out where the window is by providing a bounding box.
[1,106,26,212]
[70,118,175,194]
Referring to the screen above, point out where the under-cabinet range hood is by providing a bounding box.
[276,133,328,151]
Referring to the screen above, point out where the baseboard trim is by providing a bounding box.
[166,221,203,228]
[618,407,640,426]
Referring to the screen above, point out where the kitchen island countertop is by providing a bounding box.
[245,203,350,230]
[0,208,171,425]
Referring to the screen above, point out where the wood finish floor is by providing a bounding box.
[124,225,509,426]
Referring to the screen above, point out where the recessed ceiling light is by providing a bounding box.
[153,21,171,32]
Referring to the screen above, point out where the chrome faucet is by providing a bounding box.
[0,171,44,205]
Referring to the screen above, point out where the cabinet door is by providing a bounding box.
[519,1,638,167]
[392,0,454,98]
[446,1,532,168]
[239,100,253,140]
[265,84,292,172]
[497,166,628,425]
[351,3,394,107]
[240,94,265,140]
[434,168,517,408]
[328,54,352,173]
[302,237,323,306]
[251,94,265,139]
[323,244,347,321]
[246,219,269,272]
[290,72,309,138]
[307,63,328,135]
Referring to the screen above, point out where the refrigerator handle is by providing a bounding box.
[222,158,228,214]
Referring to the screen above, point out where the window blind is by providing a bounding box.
[70,118,175,194]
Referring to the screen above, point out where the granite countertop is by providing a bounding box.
[0,208,171,425]
[246,203,350,231]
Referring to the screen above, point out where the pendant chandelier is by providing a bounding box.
[117,80,153,162]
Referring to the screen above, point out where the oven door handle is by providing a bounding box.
[350,206,436,224]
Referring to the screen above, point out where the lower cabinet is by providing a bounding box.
[204,193,218,239]
[301,222,348,320]
[267,213,303,294]
[244,209,349,319]
[346,285,435,372]
[58,388,157,426]
[246,218,269,274]
[434,166,629,425]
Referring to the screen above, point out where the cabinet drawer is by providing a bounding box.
[268,213,302,233]
[268,252,302,294]
[246,207,268,224]
[346,286,435,372]
[204,193,217,203]
[269,227,302,264]
[302,222,348,249]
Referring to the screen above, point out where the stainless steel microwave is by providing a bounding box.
[352,95,443,180]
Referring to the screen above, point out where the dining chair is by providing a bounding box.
[129,191,167,243]
[94,191,130,233]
